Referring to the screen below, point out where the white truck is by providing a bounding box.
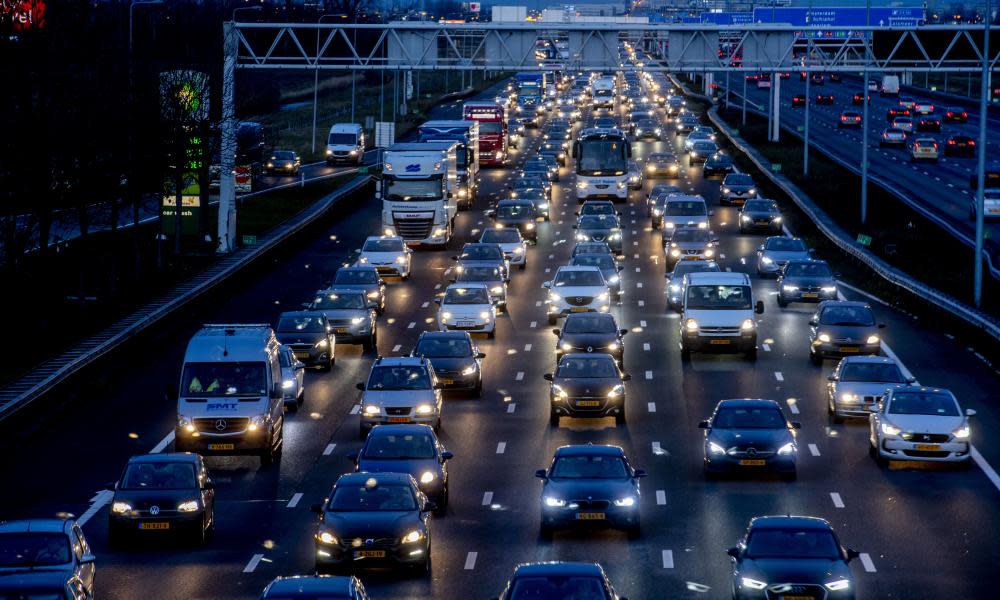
[880,75,900,97]
[592,76,616,109]
[379,142,459,247]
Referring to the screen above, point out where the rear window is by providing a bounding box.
[509,576,609,600]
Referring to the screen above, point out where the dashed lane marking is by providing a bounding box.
[656,490,666,505]
[482,492,493,506]
[640,320,647,327]
[350,404,361,415]
[652,441,663,454]
[645,370,653,380]
[638,300,645,307]
[515,371,524,381]
[643,343,651,351]
[662,550,674,569]
[407,322,416,329]
[323,443,337,456]
[287,493,303,508]
[637,282,643,288]
[762,343,771,352]
[151,432,174,454]
[530,321,537,328]
[496,442,506,454]
[465,552,478,570]
[648,402,656,412]
[507,403,516,413]
[774,371,784,382]
[831,492,845,508]
[392,344,402,352]
[421,301,429,308]
[243,554,264,573]
[808,443,820,457]
[524,343,532,351]
[860,553,877,573]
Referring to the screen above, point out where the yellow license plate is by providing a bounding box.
[439,379,454,385]
[781,596,813,600]
[576,512,605,520]
[354,550,386,558]
[571,307,590,312]
[139,522,170,530]
[915,444,940,451]
[336,328,348,334]
[293,352,310,359]
[577,400,601,407]
[802,292,819,298]
[683,255,700,260]
[710,339,731,345]
[387,417,411,423]
[208,443,235,451]
[839,346,859,353]
[740,459,766,466]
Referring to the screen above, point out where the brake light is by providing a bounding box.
[969,140,976,146]
[933,143,938,148]
[948,139,956,144]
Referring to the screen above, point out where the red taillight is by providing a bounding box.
[929,106,934,111]
[933,143,939,148]
[963,112,968,117]
[969,140,976,146]
[946,111,954,117]
[948,139,956,144]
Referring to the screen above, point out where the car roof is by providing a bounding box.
[686,271,750,285]
[716,398,783,410]
[363,235,404,243]
[561,352,617,363]
[0,518,71,534]
[839,355,898,365]
[512,562,606,577]
[365,424,436,438]
[556,265,602,273]
[554,444,625,458]
[317,288,367,298]
[278,310,327,320]
[785,258,828,266]
[263,575,356,594]
[372,356,426,367]
[338,265,378,273]
[446,282,489,290]
[336,471,414,485]
[564,312,615,322]
[749,515,833,531]
[126,452,199,465]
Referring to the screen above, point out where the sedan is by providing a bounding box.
[688,140,717,164]
[851,92,871,105]
[538,140,567,166]
[791,94,806,107]
[312,472,432,573]
[703,152,734,177]
[879,127,908,148]
[916,115,941,132]
[349,424,453,512]
[536,445,644,537]
[578,200,618,218]
[826,356,914,422]
[436,284,496,337]
[356,236,412,279]
[265,150,301,175]
[776,259,838,307]
[260,576,369,599]
[571,252,622,300]
[809,301,885,364]
[684,131,713,151]
[634,118,662,140]
[275,311,335,370]
[885,106,910,121]
[665,226,717,267]
[278,345,305,408]
[720,173,757,206]
[108,453,215,545]
[914,101,936,114]
[453,264,506,311]
[891,116,914,132]
[309,289,378,351]
[545,353,629,424]
[815,93,834,105]
[700,399,800,479]
[666,259,720,310]
[411,330,485,396]
[945,134,976,157]
[332,265,385,313]
[480,227,527,269]
[728,516,859,599]
[553,312,627,365]
[838,111,862,128]
[944,106,969,122]
[739,199,783,234]
[0,520,95,597]
[495,562,625,600]
[908,137,939,162]
[456,243,509,282]
[512,175,551,201]
[870,386,975,466]
[645,152,680,178]
[573,214,623,255]
[570,241,614,259]
[489,200,539,242]
[544,266,611,325]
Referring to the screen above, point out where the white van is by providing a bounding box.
[326,123,365,165]
[881,75,900,97]
[680,272,764,360]
[172,324,286,466]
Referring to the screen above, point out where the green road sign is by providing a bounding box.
[772,163,782,172]
[242,234,257,246]
[797,125,805,132]
[857,233,872,246]
[358,166,369,175]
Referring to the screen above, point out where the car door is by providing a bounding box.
[71,524,95,594]
[198,457,216,523]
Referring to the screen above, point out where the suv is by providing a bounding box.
[680,272,764,360]
[356,357,442,438]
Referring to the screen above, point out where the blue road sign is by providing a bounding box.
[700,12,754,25]
[751,7,926,27]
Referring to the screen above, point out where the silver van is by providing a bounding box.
[326,123,365,165]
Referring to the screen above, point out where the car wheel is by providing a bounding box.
[782,469,798,482]
[359,424,369,440]
[321,357,332,372]
[777,295,788,308]
[809,350,823,366]
[548,315,557,326]
[107,523,126,549]
[434,488,448,516]
[519,262,526,271]
[870,442,889,467]
[626,521,641,539]
[487,327,496,339]
[549,410,559,426]
[363,331,376,352]
[192,516,207,546]
[260,442,278,467]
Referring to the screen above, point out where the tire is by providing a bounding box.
[870,442,889,467]
[473,378,483,398]
[810,350,823,365]
[191,517,207,547]
[782,469,798,482]
[434,487,448,516]
[487,328,496,339]
[321,358,332,372]
[680,344,692,361]
[359,425,369,440]
[549,410,559,426]
[519,262,526,271]
[363,331,376,352]
[548,315,557,326]
[260,442,279,467]
[777,295,788,308]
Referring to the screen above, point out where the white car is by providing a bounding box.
[479,227,528,269]
[870,387,975,465]
[356,235,412,279]
[278,345,305,410]
[826,356,915,423]
[544,266,611,325]
[436,283,497,337]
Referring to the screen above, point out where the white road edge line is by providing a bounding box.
[808,443,820,457]
[830,492,845,508]
[859,552,877,573]
[507,403,516,413]
[656,490,666,505]
[323,443,337,456]
[243,553,264,573]
[150,432,174,454]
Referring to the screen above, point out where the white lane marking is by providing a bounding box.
[530,321,537,328]
[549,254,554,259]
[774,371,784,382]
[323,443,337,456]
[350,404,361,415]
[150,432,174,454]
[535,300,542,307]
[645,370,653,380]
[656,490,666,505]
[638,300,645,307]
[392,344,402,352]
[859,553,877,573]
[496,442,506,454]
[545,267,551,273]
[662,549,675,569]
[635,267,641,272]
[635,253,640,259]
[421,301,429,308]
[434,283,441,290]
[407,322,416,329]
[465,551,478,570]
[652,441,663,454]
[640,320,647,327]
[637,282,643,288]
[787,401,800,415]
[287,493,303,508]
[524,343,533,351]
[507,403,516,413]
[643,343,651,351]
[515,371,524,381]
[243,554,264,573]
[830,492,845,508]
[77,490,114,527]
[808,443,820,457]
[972,446,1000,491]
[762,343,771,352]
[648,402,656,412]
[633,241,638,246]
[482,491,494,506]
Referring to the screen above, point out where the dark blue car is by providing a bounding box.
[495,561,626,600]
[699,399,800,480]
[259,575,369,599]
[411,330,485,396]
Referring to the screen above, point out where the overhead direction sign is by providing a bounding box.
[751,7,926,27]
[700,12,754,25]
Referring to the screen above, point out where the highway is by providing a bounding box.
[2,74,1000,599]
[732,73,1000,272]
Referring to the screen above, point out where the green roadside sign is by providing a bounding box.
[242,234,257,246]
[857,233,872,246]
[358,166,369,175]
[772,163,782,172]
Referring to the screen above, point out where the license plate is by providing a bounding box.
[576,512,605,520]
[839,346,860,353]
[336,328,348,334]
[577,400,601,407]
[740,459,766,466]
[293,352,310,359]
[439,379,454,385]
[802,292,819,298]
[571,307,589,312]
[208,443,235,451]
[683,255,700,260]
[709,339,731,345]
[354,550,386,558]
[780,596,813,600]
[915,444,941,451]
[139,522,170,530]
[387,417,411,423]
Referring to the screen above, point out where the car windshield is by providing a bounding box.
[671,262,718,278]
[572,255,615,270]
[384,178,441,201]
[649,153,670,162]
[889,391,960,416]
[277,315,326,333]
[443,287,491,304]
[509,576,608,600]
[563,315,617,334]
[182,362,267,397]
[725,174,753,186]
[554,270,604,287]
[0,533,71,567]
[693,142,716,152]
[841,362,905,383]
[461,246,502,261]
[515,179,544,190]
[639,119,657,128]
[713,406,786,429]
[578,216,616,229]
[666,201,706,216]
[746,529,841,560]
[557,357,618,378]
[497,204,534,219]
[364,432,437,459]
[481,229,521,244]
[122,461,197,490]
[313,292,366,310]
[709,154,732,165]
[574,243,611,256]
[581,204,616,216]
[328,133,357,145]
[457,266,500,281]
[820,306,875,326]
[671,229,710,243]
[328,483,417,511]
[744,200,776,212]
[550,455,629,479]
[364,239,405,252]
[766,238,807,252]
[686,285,752,310]
[415,337,472,358]
[272,151,295,160]
[334,270,378,284]
[785,262,832,278]
[367,366,431,390]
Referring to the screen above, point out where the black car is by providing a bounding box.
[815,93,834,105]
[739,199,783,234]
[536,445,645,537]
[539,140,567,166]
[777,259,838,307]
[489,200,538,242]
[574,214,623,255]
[523,157,555,182]
[275,311,335,370]
[456,243,509,281]
[496,562,625,600]
[944,106,969,122]
[699,399,800,479]
[265,150,301,176]
[553,312,627,365]
[512,175,551,200]
[634,118,661,140]
[544,353,630,425]
[0,519,95,598]
[259,575,370,599]
[720,173,756,206]
[108,452,216,545]
[809,301,885,364]
[312,472,432,573]
[916,115,942,132]
[570,253,622,300]
[411,330,485,396]
[578,200,618,218]
[703,152,734,176]
[666,259,720,310]
[332,266,385,313]
[545,126,572,142]
[349,424,453,513]
[728,516,858,600]
[945,134,976,157]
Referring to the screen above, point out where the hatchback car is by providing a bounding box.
[511,175,551,201]
[536,445,644,536]
[944,134,976,157]
[662,195,710,231]
[570,241,614,259]
[891,116,913,133]
[259,575,370,599]
[826,356,914,422]
[265,150,301,175]
[455,243,509,282]
[688,140,718,164]
[666,259,720,310]
[570,253,622,301]
[703,152,734,177]
[278,345,305,408]
[544,354,630,425]
[756,237,809,277]
[332,266,385,313]
[489,200,539,242]
[634,118,661,140]
[349,424,453,512]
[815,93,834,105]
[312,472,432,573]
[411,330,485,396]
[357,357,441,437]
[838,111,862,128]
[573,214,623,255]
[0,519,94,597]
[808,301,884,364]
[480,227,527,269]
[626,160,642,189]
[645,152,680,178]
[578,200,618,218]
[665,226,717,267]
[852,92,871,105]
[356,236,411,279]
[544,266,611,325]
[275,311,335,370]
[886,106,910,121]
[720,173,757,206]
[0,572,89,600]
[308,289,378,351]
[699,399,800,479]
[739,199,783,234]
[453,264,507,309]
[553,312,627,365]
[944,106,969,122]
[436,283,496,337]
[776,259,838,307]
[870,387,975,466]
[915,115,941,132]
[908,137,939,162]
[108,453,215,546]
[495,562,624,600]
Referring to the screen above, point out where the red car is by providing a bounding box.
[852,93,871,105]
[815,93,835,105]
[839,112,863,128]
[886,106,911,121]
[792,94,807,107]
[944,107,969,123]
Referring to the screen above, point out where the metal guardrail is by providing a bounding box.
[0,173,370,421]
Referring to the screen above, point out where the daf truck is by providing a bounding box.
[417,120,480,209]
[379,142,459,247]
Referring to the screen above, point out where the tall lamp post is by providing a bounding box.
[312,14,343,155]
[973,0,991,307]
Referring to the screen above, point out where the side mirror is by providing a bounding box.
[878,322,886,329]
[105,481,117,491]
[294,361,305,370]
[791,421,803,429]
[846,548,860,562]
[423,501,438,513]
[80,553,96,565]
[827,375,838,382]
[620,329,628,336]
[727,546,741,559]
[906,377,917,384]
[434,298,441,304]
[448,278,456,284]
[311,503,324,514]
[834,272,842,278]
[203,480,215,491]
[433,383,445,390]
[617,265,623,272]
[347,451,359,462]
[542,281,552,288]
[551,328,562,336]
[808,318,818,326]
[165,383,179,402]
[476,352,486,359]
[355,382,365,391]
[301,302,311,308]
[755,300,765,314]
[622,373,632,381]
[441,451,454,461]
[535,468,548,479]
[966,408,977,417]
[451,255,459,261]
[633,469,647,478]
[543,373,554,381]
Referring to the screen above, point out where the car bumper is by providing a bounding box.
[832,398,879,418]
[541,504,638,529]
[551,394,624,419]
[174,429,271,454]
[741,220,782,232]
[757,260,783,274]
[369,263,410,277]
[503,251,526,265]
[439,319,496,333]
[682,332,757,353]
[547,303,611,318]
[433,371,480,390]
[779,289,838,303]
[361,414,438,431]
[703,452,797,473]
[812,342,880,358]
[316,540,429,568]
[721,194,752,205]
[109,511,205,535]
[879,438,971,462]
[288,346,331,367]
[646,167,679,178]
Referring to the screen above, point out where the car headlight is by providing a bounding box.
[282,380,295,390]
[178,415,195,433]
[777,442,796,455]
[491,286,504,295]
[840,393,859,403]
[111,501,133,514]
[576,233,588,241]
[561,342,573,351]
[866,335,881,344]
[326,149,333,155]
[697,222,708,229]
[597,292,609,301]
[363,404,380,415]
[351,317,365,325]
[704,248,715,257]
[708,441,727,455]
[670,249,680,257]
[669,283,680,292]
[552,384,568,398]
[514,246,524,254]
[441,311,453,321]
[818,333,832,343]
[358,257,369,263]
[402,530,424,544]
[825,579,851,592]
[772,216,782,223]
[607,384,625,398]
[953,425,971,440]
[749,188,756,195]
[722,187,731,194]
[782,285,799,292]
[576,181,588,190]
[761,256,773,265]
[544,496,567,507]
[742,577,768,591]
[416,404,435,415]
[266,162,274,168]
[317,531,338,545]
[821,286,837,293]
[740,319,755,331]
[248,415,266,431]
[616,181,625,189]
[526,223,536,230]
[480,311,491,320]
[881,422,902,436]
[395,255,407,264]
[419,471,436,484]
[741,215,751,222]
[538,203,549,210]
[549,293,561,302]
[684,318,698,331]
[367,291,380,299]
[177,500,200,512]
[613,496,636,507]
[607,342,619,351]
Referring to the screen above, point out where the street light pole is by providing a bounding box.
[861,0,871,224]
[312,15,341,155]
[973,0,991,307]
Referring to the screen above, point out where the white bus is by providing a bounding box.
[572,128,631,203]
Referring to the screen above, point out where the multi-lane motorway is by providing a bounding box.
[2,72,1000,599]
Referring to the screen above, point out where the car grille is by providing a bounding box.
[699,326,741,335]
[902,449,952,458]
[901,432,950,443]
[566,296,594,307]
[341,537,397,549]
[765,584,824,599]
[331,151,351,157]
[572,499,610,510]
[797,285,822,293]
[590,234,607,241]
[862,395,881,404]
[385,407,411,416]
[728,447,776,458]
[392,217,434,240]
[328,318,356,328]
[194,417,249,433]
[287,343,312,351]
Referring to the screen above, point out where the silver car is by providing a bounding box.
[627,160,643,190]
[331,266,386,314]
[309,288,378,351]
[544,266,611,325]
[0,519,95,598]
[278,345,305,410]
[454,263,507,310]
[480,227,527,269]
[756,236,811,277]
[356,357,442,438]
[826,356,915,422]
